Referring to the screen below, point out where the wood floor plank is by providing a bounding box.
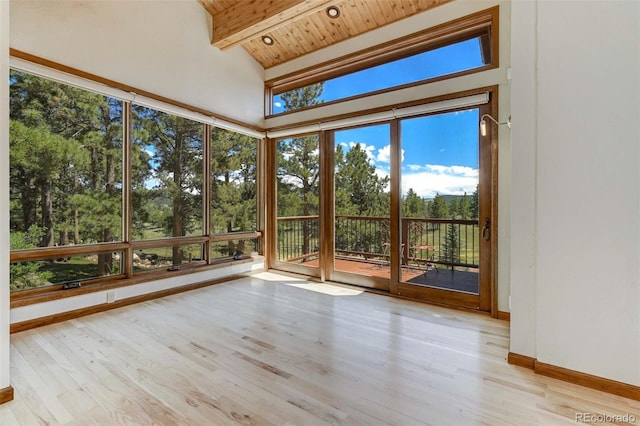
[1,272,639,425]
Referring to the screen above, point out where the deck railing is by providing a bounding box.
[276,215,320,262]
[276,215,479,270]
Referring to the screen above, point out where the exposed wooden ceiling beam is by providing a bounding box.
[196,0,218,17]
[211,0,338,51]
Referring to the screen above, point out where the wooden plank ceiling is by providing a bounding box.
[198,0,452,69]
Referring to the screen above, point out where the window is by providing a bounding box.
[275,134,320,264]
[210,128,259,262]
[272,37,487,115]
[10,252,124,292]
[266,7,497,116]
[210,128,258,234]
[9,68,262,294]
[131,105,204,241]
[10,70,123,249]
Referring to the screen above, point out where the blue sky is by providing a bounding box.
[335,109,479,199]
[277,36,483,199]
[273,37,483,113]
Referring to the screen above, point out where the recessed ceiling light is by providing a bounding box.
[262,35,274,45]
[326,6,340,19]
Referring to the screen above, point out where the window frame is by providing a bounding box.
[9,63,263,304]
[265,6,498,117]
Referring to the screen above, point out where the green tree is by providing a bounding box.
[9,225,52,291]
[133,107,204,263]
[10,70,123,277]
[211,128,257,256]
[277,83,323,258]
[335,143,389,216]
[334,143,389,255]
[441,223,460,268]
[429,193,450,218]
[402,188,426,218]
[470,185,479,219]
[449,197,460,219]
[457,192,471,220]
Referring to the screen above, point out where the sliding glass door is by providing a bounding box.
[329,124,391,290]
[397,107,492,310]
[272,133,321,276]
[268,92,496,312]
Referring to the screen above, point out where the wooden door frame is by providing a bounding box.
[266,86,499,317]
[393,86,498,316]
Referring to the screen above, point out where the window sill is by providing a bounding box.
[10,257,259,309]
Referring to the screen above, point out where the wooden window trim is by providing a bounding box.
[10,64,263,301]
[10,49,262,134]
[265,6,499,116]
[10,257,257,309]
[10,232,263,302]
[266,86,496,134]
[10,242,130,263]
[266,86,498,314]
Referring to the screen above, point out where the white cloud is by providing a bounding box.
[348,141,376,164]
[402,164,478,198]
[280,174,303,188]
[376,144,405,163]
[377,144,391,163]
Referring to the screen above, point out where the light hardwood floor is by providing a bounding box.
[1,272,638,425]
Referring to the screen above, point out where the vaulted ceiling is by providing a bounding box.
[198,0,452,69]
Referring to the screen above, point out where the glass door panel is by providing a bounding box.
[399,110,482,300]
[275,134,320,272]
[332,124,391,288]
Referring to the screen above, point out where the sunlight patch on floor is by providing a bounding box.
[285,282,364,296]
[250,271,306,282]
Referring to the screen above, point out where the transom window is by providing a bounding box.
[267,7,497,116]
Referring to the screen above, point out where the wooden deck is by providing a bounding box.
[1,272,637,425]
[305,257,479,293]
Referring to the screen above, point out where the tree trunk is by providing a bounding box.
[74,208,80,244]
[302,184,310,259]
[172,130,184,264]
[21,175,37,233]
[41,180,54,247]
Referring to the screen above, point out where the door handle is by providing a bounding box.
[482,219,490,241]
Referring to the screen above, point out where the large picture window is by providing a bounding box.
[210,128,259,260]
[131,105,204,241]
[10,70,124,291]
[9,69,262,294]
[10,70,123,249]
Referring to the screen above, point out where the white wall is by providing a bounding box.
[10,0,265,126]
[0,0,10,394]
[265,0,513,313]
[510,0,640,385]
[10,259,265,325]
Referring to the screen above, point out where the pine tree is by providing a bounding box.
[10,70,123,254]
[429,193,450,218]
[458,192,471,220]
[135,107,204,263]
[211,128,257,256]
[441,223,460,269]
[277,83,324,258]
[470,184,479,219]
[335,143,389,216]
[402,188,425,218]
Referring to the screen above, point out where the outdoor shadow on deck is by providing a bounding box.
[407,268,479,293]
